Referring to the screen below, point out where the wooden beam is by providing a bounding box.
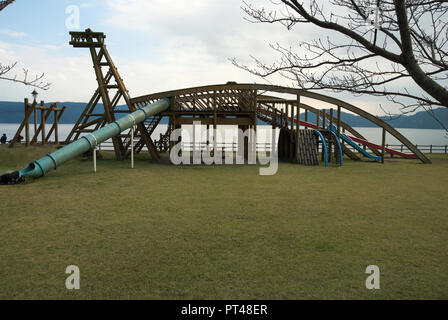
[89,46,124,160]
[30,106,52,145]
[46,106,66,143]
[9,101,34,148]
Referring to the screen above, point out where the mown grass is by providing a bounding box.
[0,144,447,299]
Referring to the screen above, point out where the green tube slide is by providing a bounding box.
[0,98,170,184]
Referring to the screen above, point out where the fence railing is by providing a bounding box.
[342,143,448,154]
[98,140,273,152]
[99,140,448,154]
[384,144,448,154]
[28,137,445,155]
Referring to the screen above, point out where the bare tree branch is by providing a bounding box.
[0,62,51,90]
[0,0,15,12]
[0,1,51,90]
[234,0,448,133]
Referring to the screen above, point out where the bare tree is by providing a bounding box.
[0,0,15,11]
[0,0,51,90]
[233,0,448,131]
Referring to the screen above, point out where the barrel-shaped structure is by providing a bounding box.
[18,98,170,179]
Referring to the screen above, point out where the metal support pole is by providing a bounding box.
[93,146,97,172]
[295,95,300,163]
[131,125,135,169]
[289,102,294,160]
[381,128,386,164]
[329,108,334,162]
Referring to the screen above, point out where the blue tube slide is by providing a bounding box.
[2,98,170,182]
[313,130,328,167]
[326,129,343,166]
[328,125,381,162]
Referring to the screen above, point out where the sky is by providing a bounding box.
[0,0,432,116]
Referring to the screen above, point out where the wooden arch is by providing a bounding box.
[130,83,431,164]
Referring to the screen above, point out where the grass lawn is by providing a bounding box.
[0,144,447,299]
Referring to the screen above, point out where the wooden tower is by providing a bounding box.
[65,29,160,161]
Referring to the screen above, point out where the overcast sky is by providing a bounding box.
[0,0,428,116]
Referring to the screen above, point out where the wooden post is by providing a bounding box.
[295,95,300,163]
[33,100,37,137]
[40,101,45,145]
[381,127,386,164]
[304,109,308,129]
[337,105,342,156]
[54,105,59,144]
[289,102,294,160]
[24,99,30,146]
[9,101,34,148]
[46,106,66,143]
[329,108,334,130]
[337,106,341,140]
[207,124,210,147]
[322,109,326,129]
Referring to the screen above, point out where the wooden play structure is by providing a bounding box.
[9,98,66,147]
[64,29,430,165]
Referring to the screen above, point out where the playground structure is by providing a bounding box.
[9,99,66,147]
[0,29,432,184]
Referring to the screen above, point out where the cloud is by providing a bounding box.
[0,0,417,118]
[0,40,95,102]
[0,29,28,38]
[103,0,314,63]
[80,3,95,8]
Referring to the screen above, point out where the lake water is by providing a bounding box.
[1,123,447,152]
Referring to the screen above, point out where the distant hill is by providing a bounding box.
[1,101,447,129]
